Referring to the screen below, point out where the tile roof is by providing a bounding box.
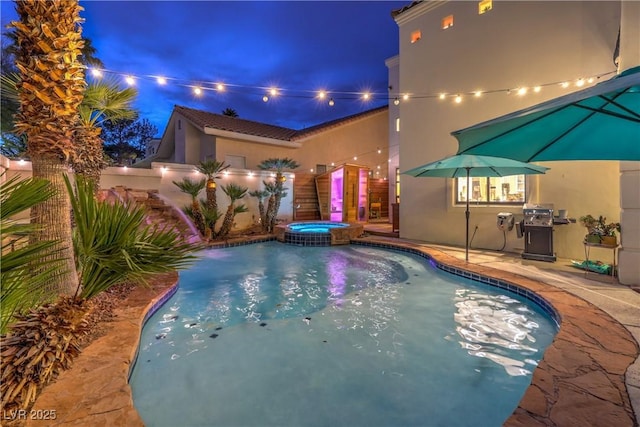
[174,104,388,142]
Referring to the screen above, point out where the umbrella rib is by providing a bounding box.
[573,103,640,123]
[457,104,575,154]
[527,111,596,161]
[596,92,640,121]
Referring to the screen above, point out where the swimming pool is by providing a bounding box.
[130,242,558,427]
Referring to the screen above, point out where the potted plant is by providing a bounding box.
[599,218,621,246]
[579,214,620,245]
[579,214,601,243]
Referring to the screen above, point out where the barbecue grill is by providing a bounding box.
[520,203,556,262]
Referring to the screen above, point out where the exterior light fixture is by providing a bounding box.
[206,180,216,189]
[328,98,335,106]
[454,94,462,103]
[517,87,527,96]
[393,97,400,105]
[576,78,585,87]
[263,95,269,102]
[279,175,286,183]
[533,86,541,93]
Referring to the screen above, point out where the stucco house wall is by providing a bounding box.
[392,1,625,264]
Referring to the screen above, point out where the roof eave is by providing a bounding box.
[203,127,302,148]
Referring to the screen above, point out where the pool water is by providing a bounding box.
[130,242,557,427]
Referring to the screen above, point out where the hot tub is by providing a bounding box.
[276,221,363,246]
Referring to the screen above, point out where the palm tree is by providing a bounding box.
[72,78,137,193]
[248,189,270,229]
[173,177,206,236]
[196,159,230,212]
[221,108,239,117]
[217,183,248,238]
[200,203,222,240]
[11,0,87,295]
[258,158,299,232]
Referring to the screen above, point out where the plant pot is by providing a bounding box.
[600,235,617,246]
[585,234,601,244]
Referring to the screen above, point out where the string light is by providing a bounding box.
[85,67,614,108]
[193,86,202,96]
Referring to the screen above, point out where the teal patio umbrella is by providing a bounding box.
[453,66,640,161]
[402,154,549,261]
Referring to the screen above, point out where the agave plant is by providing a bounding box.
[173,177,206,236]
[217,183,249,238]
[0,175,63,333]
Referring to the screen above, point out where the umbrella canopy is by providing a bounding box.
[402,154,549,261]
[453,66,640,162]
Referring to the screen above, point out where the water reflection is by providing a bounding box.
[454,289,541,376]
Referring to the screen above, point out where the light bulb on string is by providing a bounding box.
[533,86,541,93]
[393,97,400,105]
[517,87,527,96]
[454,94,462,104]
[91,69,102,77]
[125,76,135,86]
[362,92,370,100]
[328,98,335,106]
[402,93,409,101]
[193,86,202,96]
[318,90,326,99]
[216,83,225,91]
[156,76,167,85]
[263,95,269,102]
[439,93,446,100]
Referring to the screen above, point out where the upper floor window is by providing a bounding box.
[442,15,454,30]
[478,0,492,15]
[455,175,526,205]
[411,30,421,43]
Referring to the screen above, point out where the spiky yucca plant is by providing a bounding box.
[249,189,269,228]
[196,159,229,212]
[217,183,248,238]
[173,177,206,236]
[258,158,299,232]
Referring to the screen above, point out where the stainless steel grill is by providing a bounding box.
[521,203,556,262]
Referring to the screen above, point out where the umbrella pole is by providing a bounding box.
[465,168,470,262]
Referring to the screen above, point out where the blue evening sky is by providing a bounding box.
[1,1,406,136]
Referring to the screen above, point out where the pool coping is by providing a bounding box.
[23,238,639,427]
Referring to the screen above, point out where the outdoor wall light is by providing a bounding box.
[328,98,335,106]
[263,95,269,102]
[279,175,287,183]
[393,97,400,105]
[206,180,216,189]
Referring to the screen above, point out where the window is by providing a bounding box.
[455,175,526,205]
[225,155,246,169]
[411,30,421,44]
[316,164,327,174]
[442,15,454,30]
[478,0,492,14]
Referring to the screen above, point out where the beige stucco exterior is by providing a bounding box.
[159,107,389,177]
[391,1,638,284]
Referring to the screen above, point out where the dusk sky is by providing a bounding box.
[1,0,407,136]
